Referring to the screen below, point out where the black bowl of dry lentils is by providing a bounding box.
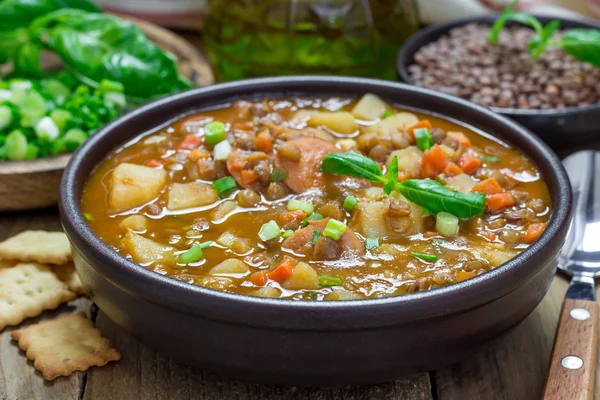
[397,15,600,149]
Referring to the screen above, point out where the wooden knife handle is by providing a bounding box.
[542,298,599,400]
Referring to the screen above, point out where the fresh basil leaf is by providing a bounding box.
[321,152,386,183]
[0,28,29,64]
[559,29,600,68]
[0,0,101,31]
[29,10,195,100]
[13,42,43,78]
[396,178,486,218]
[528,19,560,59]
[383,155,398,195]
[489,0,520,44]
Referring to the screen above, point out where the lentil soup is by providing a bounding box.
[81,94,551,300]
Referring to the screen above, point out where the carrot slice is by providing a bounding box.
[523,222,547,244]
[278,210,306,227]
[443,162,463,177]
[240,169,258,186]
[408,120,433,139]
[178,134,202,150]
[261,121,283,137]
[421,144,448,178]
[486,192,516,213]
[472,178,503,195]
[268,260,296,283]
[459,153,482,174]
[257,129,273,153]
[145,159,163,168]
[250,271,269,286]
[447,131,471,147]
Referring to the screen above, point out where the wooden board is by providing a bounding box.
[0,210,596,400]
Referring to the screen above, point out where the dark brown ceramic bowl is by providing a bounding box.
[60,77,572,386]
[397,15,600,150]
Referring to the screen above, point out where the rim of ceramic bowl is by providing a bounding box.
[396,14,600,117]
[59,76,572,330]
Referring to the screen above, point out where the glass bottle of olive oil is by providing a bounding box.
[204,0,419,81]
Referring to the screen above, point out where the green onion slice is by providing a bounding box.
[301,213,323,227]
[414,128,432,151]
[213,176,237,197]
[204,121,227,145]
[312,230,320,245]
[287,199,314,214]
[411,252,438,262]
[258,220,281,241]
[481,156,501,163]
[319,275,343,287]
[343,195,358,211]
[323,219,346,240]
[282,230,294,239]
[180,243,204,264]
[436,212,459,237]
[382,110,394,119]
[365,237,379,251]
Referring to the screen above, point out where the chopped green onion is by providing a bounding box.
[312,230,320,245]
[282,230,294,238]
[287,199,314,214]
[0,105,13,130]
[103,92,126,109]
[213,139,232,160]
[301,213,323,227]
[319,275,343,287]
[414,128,432,151]
[5,130,28,160]
[436,212,459,237]
[198,241,213,249]
[258,220,281,241]
[18,91,46,128]
[481,156,501,163]
[100,79,125,93]
[41,79,70,104]
[382,110,394,119]
[323,219,346,240]
[204,121,227,145]
[411,252,438,262]
[343,195,358,211]
[83,212,95,221]
[35,116,60,141]
[63,128,88,152]
[180,243,204,264]
[213,176,237,197]
[269,167,288,182]
[25,144,39,159]
[50,109,73,133]
[365,237,379,251]
[0,89,13,102]
[10,80,32,91]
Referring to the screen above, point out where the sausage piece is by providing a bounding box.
[276,136,337,194]
[282,219,365,261]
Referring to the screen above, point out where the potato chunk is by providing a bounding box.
[120,215,147,232]
[351,94,388,121]
[251,286,280,298]
[122,230,169,264]
[352,198,424,239]
[387,147,423,178]
[167,182,218,210]
[282,262,319,290]
[446,174,476,193]
[296,110,358,134]
[109,163,168,213]
[208,258,250,276]
[325,288,363,300]
[366,112,419,137]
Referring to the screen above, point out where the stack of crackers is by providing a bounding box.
[0,230,120,381]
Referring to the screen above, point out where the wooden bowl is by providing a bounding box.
[0,15,214,212]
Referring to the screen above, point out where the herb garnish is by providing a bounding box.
[320,152,485,218]
[411,252,438,262]
[490,0,600,68]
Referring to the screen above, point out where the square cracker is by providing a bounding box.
[0,263,75,330]
[0,231,71,265]
[12,313,121,381]
[53,263,86,295]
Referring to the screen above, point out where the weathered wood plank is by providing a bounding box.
[0,210,93,400]
[84,311,433,400]
[434,277,569,400]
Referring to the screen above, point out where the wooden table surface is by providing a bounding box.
[0,207,596,400]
